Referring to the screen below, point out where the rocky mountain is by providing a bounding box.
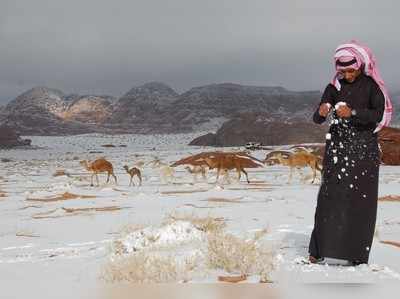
[106,82,180,133]
[105,82,321,134]
[0,82,324,136]
[0,105,5,122]
[162,83,321,133]
[390,91,400,126]
[0,124,31,148]
[189,113,328,146]
[62,95,114,124]
[5,87,67,116]
[0,87,116,135]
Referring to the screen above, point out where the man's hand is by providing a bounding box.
[336,104,352,118]
[318,103,332,118]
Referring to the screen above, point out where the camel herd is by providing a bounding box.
[78,145,324,187]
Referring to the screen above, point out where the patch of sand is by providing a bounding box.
[204,197,244,203]
[218,274,247,283]
[226,187,272,191]
[379,195,400,202]
[19,205,42,210]
[62,206,125,213]
[380,240,400,248]
[27,192,97,202]
[52,169,69,177]
[16,232,40,238]
[32,206,128,219]
[182,203,215,209]
[160,189,209,195]
[32,208,59,219]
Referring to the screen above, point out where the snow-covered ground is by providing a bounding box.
[0,133,399,298]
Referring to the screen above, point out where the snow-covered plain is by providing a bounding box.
[0,133,399,298]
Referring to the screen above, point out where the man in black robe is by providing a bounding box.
[308,44,388,265]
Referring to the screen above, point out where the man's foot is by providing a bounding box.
[349,260,366,266]
[296,256,325,264]
[309,255,325,264]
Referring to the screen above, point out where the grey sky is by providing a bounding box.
[0,0,398,103]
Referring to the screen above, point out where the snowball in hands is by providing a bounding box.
[335,101,348,110]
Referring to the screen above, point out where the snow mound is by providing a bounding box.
[117,221,205,254]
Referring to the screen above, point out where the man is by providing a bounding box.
[308,41,393,265]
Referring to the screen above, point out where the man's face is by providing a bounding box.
[340,68,361,83]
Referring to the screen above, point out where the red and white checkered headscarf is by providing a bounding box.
[331,40,393,133]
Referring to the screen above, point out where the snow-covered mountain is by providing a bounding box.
[105,82,180,133]
[62,95,115,124]
[0,83,322,135]
[0,87,115,135]
[161,83,320,133]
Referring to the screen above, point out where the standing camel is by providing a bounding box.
[148,158,175,183]
[171,151,264,184]
[123,165,142,186]
[267,152,322,184]
[203,154,264,184]
[184,165,207,182]
[80,158,117,186]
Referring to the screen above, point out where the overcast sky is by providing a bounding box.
[0,0,398,103]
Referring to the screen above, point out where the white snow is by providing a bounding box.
[0,133,399,298]
[118,221,205,253]
[335,101,348,110]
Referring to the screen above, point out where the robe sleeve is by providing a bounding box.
[351,82,385,125]
[313,84,337,124]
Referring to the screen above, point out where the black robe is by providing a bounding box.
[309,73,385,263]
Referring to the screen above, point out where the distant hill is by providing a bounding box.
[0,87,116,135]
[0,82,326,136]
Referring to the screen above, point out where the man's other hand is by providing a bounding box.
[319,103,332,117]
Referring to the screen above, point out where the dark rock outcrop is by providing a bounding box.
[0,125,31,148]
[189,113,328,146]
[378,126,400,165]
[189,133,217,146]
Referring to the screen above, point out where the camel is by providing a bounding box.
[264,150,293,165]
[148,158,175,183]
[123,165,142,186]
[203,153,264,184]
[170,151,263,184]
[147,157,170,168]
[133,160,145,168]
[80,158,117,186]
[267,152,322,184]
[170,151,250,168]
[159,165,175,183]
[290,145,325,159]
[292,147,309,153]
[184,165,207,182]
